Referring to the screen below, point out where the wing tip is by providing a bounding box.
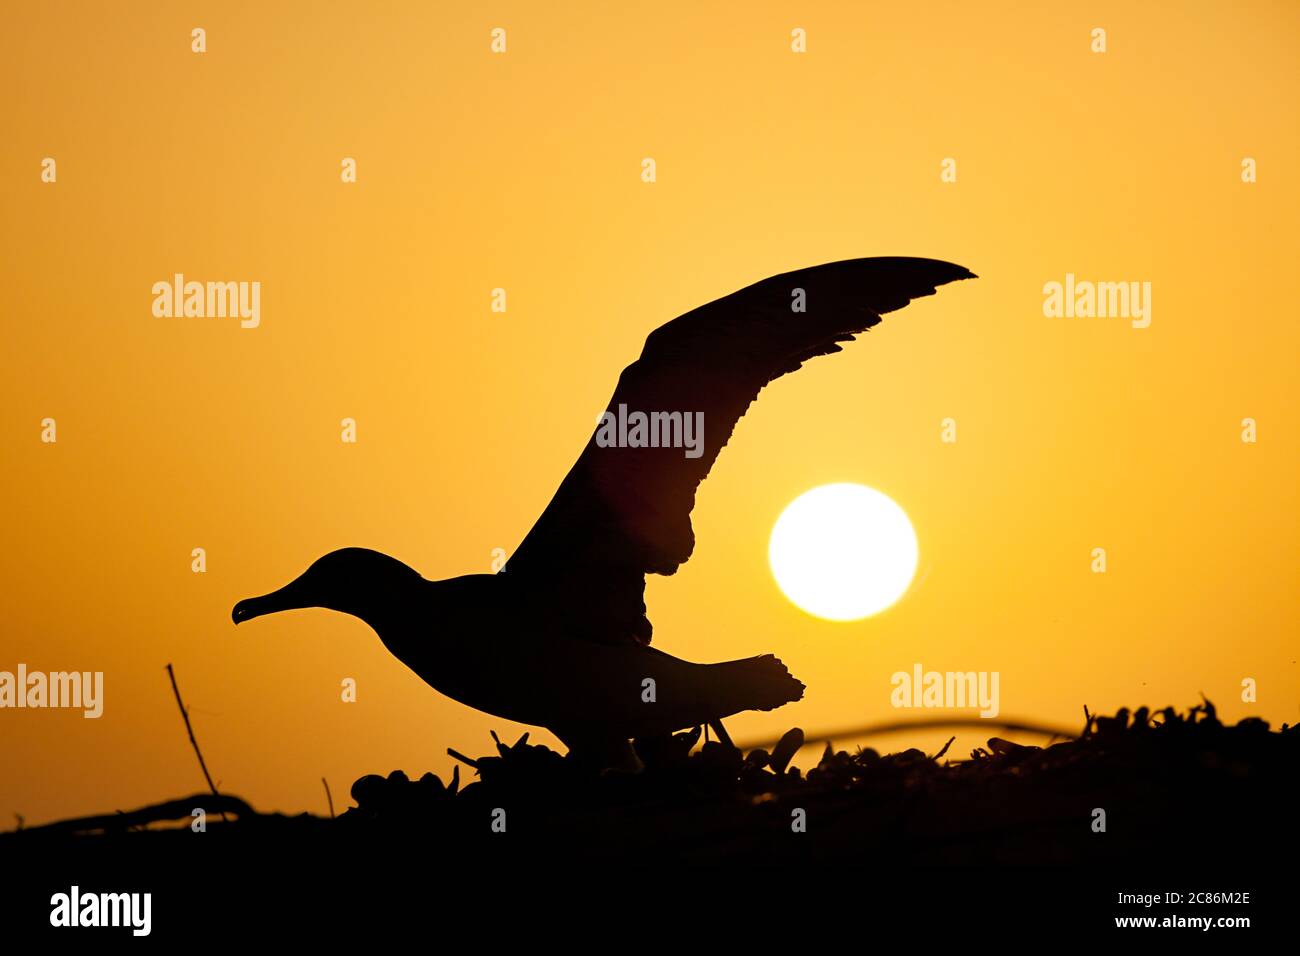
[912,258,978,284]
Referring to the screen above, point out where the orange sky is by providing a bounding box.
[2,1,1296,825]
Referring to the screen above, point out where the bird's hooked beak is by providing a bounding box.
[232,579,308,625]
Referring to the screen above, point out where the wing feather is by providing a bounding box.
[506,257,976,645]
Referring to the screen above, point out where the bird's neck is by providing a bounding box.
[327,576,429,638]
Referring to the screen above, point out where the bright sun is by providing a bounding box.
[769,483,919,621]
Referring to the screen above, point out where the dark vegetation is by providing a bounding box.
[5,700,1295,869]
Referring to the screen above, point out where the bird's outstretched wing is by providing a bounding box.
[505,257,976,646]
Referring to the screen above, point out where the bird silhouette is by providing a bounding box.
[233,257,975,765]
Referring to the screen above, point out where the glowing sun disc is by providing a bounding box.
[769,483,919,621]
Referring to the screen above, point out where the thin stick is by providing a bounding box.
[734,715,1077,753]
[447,748,479,769]
[165,663,227,823]
[16,793,254,836]
[932,735,957,761]
[322,777,335,819]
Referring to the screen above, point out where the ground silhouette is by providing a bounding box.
[6,700,1293,868]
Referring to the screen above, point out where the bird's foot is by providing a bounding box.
[708,718,738,752]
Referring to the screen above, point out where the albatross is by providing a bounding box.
[233,257,975,764]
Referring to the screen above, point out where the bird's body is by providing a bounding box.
[274,563,802,753]
[233,257,975,762]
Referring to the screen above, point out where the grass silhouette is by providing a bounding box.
[5,699,1294,869]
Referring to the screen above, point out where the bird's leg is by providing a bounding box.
[708,718,736,751]
[552,728,643,773]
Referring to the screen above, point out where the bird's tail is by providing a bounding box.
[710,653,805,715]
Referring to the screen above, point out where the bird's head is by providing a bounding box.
[232,548,423,628]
